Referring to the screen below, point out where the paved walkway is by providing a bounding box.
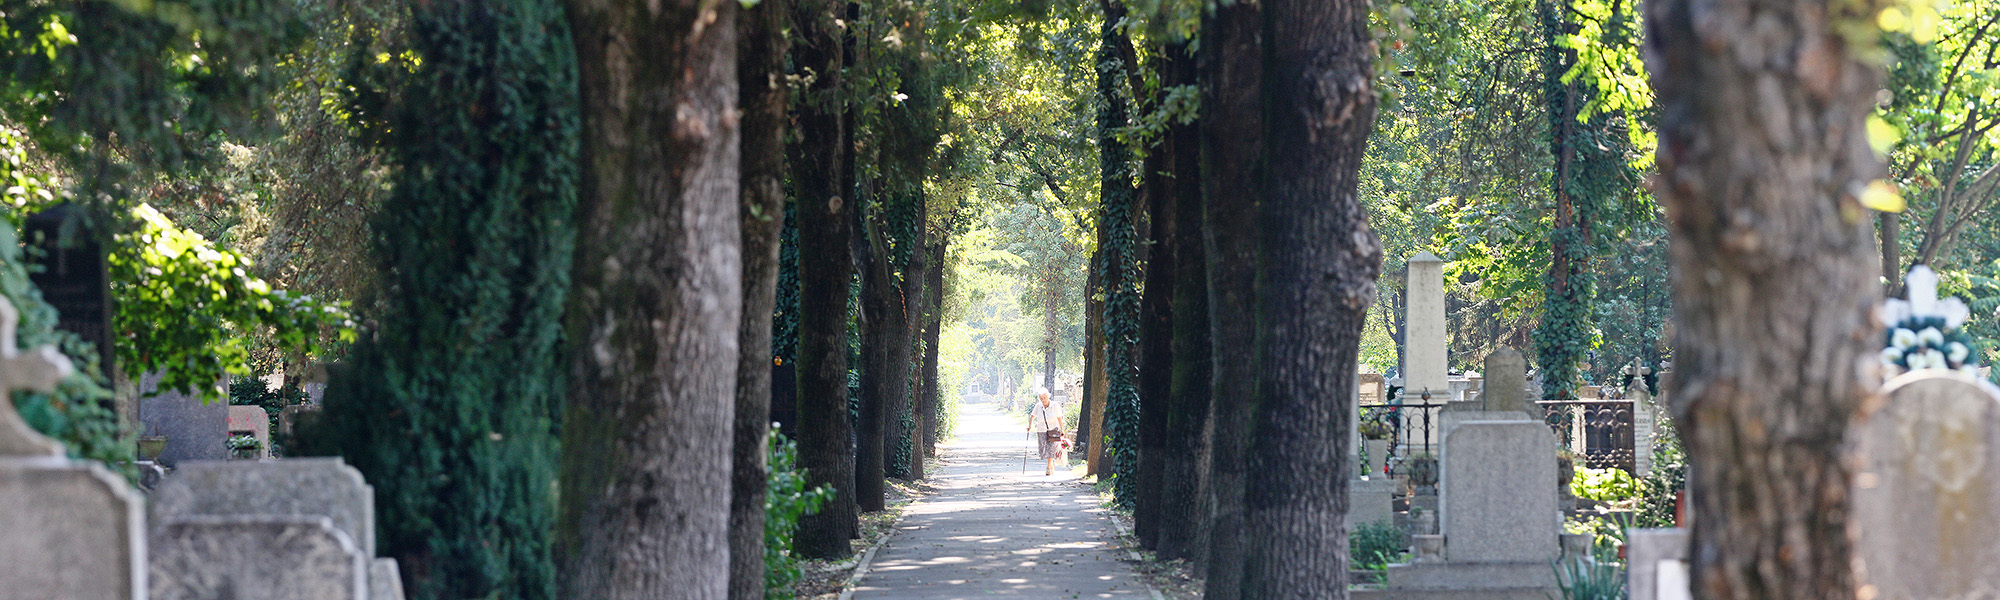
[849,397,1154,599]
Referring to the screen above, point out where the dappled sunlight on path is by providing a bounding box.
[849,397,1153,599]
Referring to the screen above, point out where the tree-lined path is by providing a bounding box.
[850,397,1152,599]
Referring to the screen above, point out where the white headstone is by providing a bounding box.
[150,457,377,556]
[1852,371,2000,598]
[0,296,144,599]
[1405,252,1448,400]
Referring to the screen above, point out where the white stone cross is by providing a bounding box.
[0,295,76,457]
[1624,359,1652,378]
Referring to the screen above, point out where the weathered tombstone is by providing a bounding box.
[138,371,230,465]
[1359,373,1385,405]
[150,515,366,600]
[371,559,407,600]
[226,404,272,459]
[1626,360,1658,475]
[1851,371,2000,599]
[150,457,376,556]
[0,296,145,599]
[1364,420,1561,599]
[1626,528,1691,600]
[1440,421,1559,563]
[1480,347,1531,414]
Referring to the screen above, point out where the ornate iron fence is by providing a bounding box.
[1535,399,1636,472]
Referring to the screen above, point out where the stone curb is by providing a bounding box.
[1102,506,1168,600]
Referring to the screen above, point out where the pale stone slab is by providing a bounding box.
[226,405,272,459]
[0,457,146,599]
[150,515,366,600]
[1481,347,1530,413]
[370,558,406,600]
[1348,477,1396,527]
[137,373,229,465]
[1405,252,1448,396]
[1852,372,2000,599]
[150,457,376,556]
[1441,420,1559,563]
[1626,528,1689,600]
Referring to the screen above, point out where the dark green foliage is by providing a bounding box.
[1530,0,1640,399]
[764,431,835,598]
[304,2,578,598]
[0,130,124,476]
[1637,415,1686,528]
[0,0,308,190]
[888,407,914,479]
[1348,520,1406,567]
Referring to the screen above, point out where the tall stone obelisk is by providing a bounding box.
[1403,251,1447,402]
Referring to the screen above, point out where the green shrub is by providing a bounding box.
[1637,414,1686,527]
[1348,520,1406,568]
[766,431,835,599]
[1570,466,1644,502]
[1552,556,1624,600]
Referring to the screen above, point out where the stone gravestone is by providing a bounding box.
[1404,252,1448,400]
[0,296,146,599]
[1440,421,1559,563]
[1626,360,1658,475]
[371,558,407,600]
[226,404,272,459]
[1851,371,2000,598]
[150,457,377,556]
[138,371,230,465]
[1626,528,1691,600]
[1480,347,1531,414]
[150,515,366,600]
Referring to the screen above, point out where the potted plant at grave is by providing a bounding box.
[226,434,262,460]
[1406,452,1438,487]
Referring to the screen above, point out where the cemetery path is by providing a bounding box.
[847,397,1155,600]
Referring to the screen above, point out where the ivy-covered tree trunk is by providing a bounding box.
[905,235,933,480]
[310,2,577,598]
[730,0,789,597]
[1096,0,1144,510]
[1134,45,1182,546]
[559,1,740,598]
[1196,2,1262,597]
[790,0,858,560]
[1531,0,1621,400]
[920,241,947,462]
[1647,0,1882,594]
[1158,56,1211,562]
[1237,0,1378,596]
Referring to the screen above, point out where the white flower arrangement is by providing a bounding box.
[1880,265,1984,377]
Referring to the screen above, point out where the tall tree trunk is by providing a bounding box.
[559,0,740,597]
[857,210,897,511]
[1237,0,1378,596]
[730,0,789,596]
[1879,212,1902,297]
[907,237,936,479]
[1097,0,1145,510]
[1157,42,1211,562]
[1082,242,1108,475]
[921,241,947,460]
[1134,43,1189,547]
[1647,0,1882,595]
[789,0,857,560]
[1134,97,1178,548]
[1197,3,1262,597]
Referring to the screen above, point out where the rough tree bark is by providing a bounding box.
[730,0,789,597]
[1197,2,1262,597]
[559,0,740,597]
[790,0,858,560]
[1096,0,1146,508]
[857,209,901,511]
[906,235,935,480]
[1647,0,1884,595]
[921,241,947,460]
[1235,0,1378,596]
[1082,239,1108,475]
[1156,42,1211,563]
[1133,44,1185,545]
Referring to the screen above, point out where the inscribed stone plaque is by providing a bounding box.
[0,457,146,599]
[1441,420,1559,563]
[1852,372,2000,599]
[150,516,366,600]
[150,457,376,556]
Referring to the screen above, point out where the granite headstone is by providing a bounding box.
[138,371,229,465]
[150,457,376,556]
[1441,420,1559,562]
[150,515,367,600]
[1852,371,2000,599]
